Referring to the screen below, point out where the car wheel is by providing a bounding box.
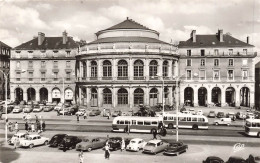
[215,122,219,126]
[227,123,230,126]
[88,147,92,152]
[69,146,73,150]
[44,141,48,145]
[257,132,260,138]
[168,124,173,129]
[29,144,34,148]
[192,124,198,130]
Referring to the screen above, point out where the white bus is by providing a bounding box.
[112,116,163,133]
[245,119,260,137]
[163,113,208,130]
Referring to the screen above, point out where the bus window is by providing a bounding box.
[252,123,256,127]
[168,116,174,120]
[151,121,157,125]
[144,121,151,125]
[125,120,130,124]
[256,123,260,127]
[198,118,205,122]
[246,122,251,127]
[163,116,167,120]
[187,117,191,121]
[192,117,197,121]
[132,120,136,125]
[137,121,143,125]
[120,120,124,124]
[180,117,186,121]
[117,120,120,124]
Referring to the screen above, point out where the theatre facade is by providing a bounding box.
[76,18,179,109]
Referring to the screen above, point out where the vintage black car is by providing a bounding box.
[163,142,188,156]
[203,156,224,163]
[58,136,82,150]
[107,137,130,151]
[49,134,68,147]
[226,156,246,163]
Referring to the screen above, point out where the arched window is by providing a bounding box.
[149,88,158,106]
[103,60,112,78]
[118,60,128,80]
[90,61,97,78]
[134,60,144,80]
[118,88,128,105]
[134,88,144,105]
[103,88,112,105]
[149,60,158,77]
[91,88,98,106]
[163,60,168,77]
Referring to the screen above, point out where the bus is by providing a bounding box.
[245,119,260,137]
[112,116,163,133]
[163,113,208,130]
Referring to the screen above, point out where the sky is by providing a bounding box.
[0,0,260,54]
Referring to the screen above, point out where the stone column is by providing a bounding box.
[10,89,15,102]
[221,88,226,107]
[129,86,133,109]
[129,58,133,81]
[158,59,163,76]
[113,59,117,81]
[112,87,116,108]
[169,86,173,105]
[250,87,255,107]
[36,89,40,102]
[144,59,149,81]
[86,60,90,81]
[78,87,82,105]
[235,88,240,107]
[179,85,184,106]
[48,88,52,102]
[79,61,82,79]
[207,87,212,105]
[23,91,27,102]
[175,60,179,77]
[97,87,102,108]
[193,87,198,107]
[86,87,90,107]
[168,60,172,78]
[158,86,163,104]
[145,86,149,105]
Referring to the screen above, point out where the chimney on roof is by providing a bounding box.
[247,36,250,44]
[63,31,68,44]
[127,17,129,20]
[190,30,196,42]
[38,32,45,46]
[218,29,223,42]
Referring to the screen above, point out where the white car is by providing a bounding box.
[33,106,43,112]
[8,133,28,145]
[197,110,203,115]
[214,118,231,126]
[13,106,23,113]
[54,103,63,111]
[126,138,147,151]
[246,113,255,119]
[75,109,86,116]
[19,134,49,148]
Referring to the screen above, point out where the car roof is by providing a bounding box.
[15,133,26,136]
[130,138,143,141]
[28,134,40,137]
[148,140,162,144]
[207,156,223,160]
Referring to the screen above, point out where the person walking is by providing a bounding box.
[77,115,79,123]
[152,129,157,140]
[31,123,35,132]
[14,137,19,149]
[25,122,28,131]
[121,138,125,152]
[42,121,46,132]
[14,122,19,133]
[83,112,87,119]
[104,143,110,159]
[78,151,84,163]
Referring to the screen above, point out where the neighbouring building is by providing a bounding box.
[255,61,260,109]
[178,30,257,108]
[10,31,79,104]
[76,18,179,109]
[0,41,11,101]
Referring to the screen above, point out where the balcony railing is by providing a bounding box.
[213,77,220,80]
[242,76,248,80]
[41,78,46,81]
[134,76,145,80]
[66,78,70,81]
[54,78,58,81]
[29,78,33,81]
[150,76,159,80]
[117,76,129,80]
[200,77,205,80]
[102,76,113,80]
[90,77,98,80]
[228,77,234,80]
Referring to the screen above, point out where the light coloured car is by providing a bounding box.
[143,140,169,154]
[8,133,28,145]
[24,106,33,113]
[75,109,86,116]
[33,105,43,112]
[19,134,49,148]
[246,112,255,119]
[236,112,246,119]
[54,103,63,111]
[126,138,146,152]
[197,110,203,115]
[76,138,107,151]
[13,106,23,113]
[214,118,231,126]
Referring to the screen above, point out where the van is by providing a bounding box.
[214,118,231,126]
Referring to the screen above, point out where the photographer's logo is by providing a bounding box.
[233,143,244,152]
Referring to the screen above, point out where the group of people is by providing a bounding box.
[23,114,46,133]
[152,122,167,139]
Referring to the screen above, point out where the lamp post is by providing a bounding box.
[156,73,165,116]
[0,70,8,142]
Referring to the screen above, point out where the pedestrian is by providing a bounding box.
[42,121,46,132]
[77,115,79,123]
[121,138,125,152]
[14,137,19,149]
[107,112,110,120]
[83,112,87,119]
[31,123,35,132]
[35,115,38,123]
[63,140,67,152]
[78,151,84,163]
[152,129,157,140]
[25,122,28,131]
[14,122,19,133]
[57,110,60,116]
[104,143,110,159]
[37,122,41,134]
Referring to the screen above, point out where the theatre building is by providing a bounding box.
[178,30,257,108]
[76,18,179,109]
[10,31,79,103]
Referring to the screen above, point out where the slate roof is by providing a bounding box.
[14,37,79,50]
[179,34,254,48]
[97,18,159,35]
[0,41,11,48]
[88,37,170,45]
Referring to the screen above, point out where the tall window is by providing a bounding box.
[66,51,71,57]
[228,59,234,66]
[82,62,86,78]
[103,60,112,77]
[187,59,191,66]
[186,70,191,80]
[90,61,97,77]
[28,61,33,68]
[200,70,205,80]
[118,88,128,105]
[214,49,219,55]
[118,60,128,79]
[103,88,112,105]
[16,72,21,81]
[163,61,168,77]
[228,70,234,80]
[66,72,71,81]
[187,50,191,56]
[242,70,248,80]
[149,60,158,77]
[28,72,33,81]
[213,70,220,80]
[201,49,205,56]
[200,59,205,66]
[53,61,58,68]
[243,49,247,54]
[66,61,71,68]
[228,49,233,55]
[134,60,144,80]
[214,59,219,66]
[41,72,46,81]
[41,61,46,68]
[16,61,20,68]
[134,88,144,105]
[53,72,58,81]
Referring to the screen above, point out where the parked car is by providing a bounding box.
[112,110,122,117]
[102,108,111,117]
[0,105,14,114]
[107,137,122,151]
[143,140,169,154]
[19,134,49,148]
[58,108,71,115]
[126,138,146,152]
[23,106,33,113]
[54,103,63,111]
[163,141,188,156]
[197,110,203,115]
[89,109,101,116]
[217,111,225,118]
[68,105,79,115]
[8,133,28,145]
[226,156,246,163]
[236,112,246,119]
[214,118,231,126]
[58,136,82,150]
[247,113,255,119]
[33,105,43,112]
[203,156,224,163]
[76,137,107,151]
[208,111,216,118]
[246,154,260,163]
[43,106,54,112]
[13,106,23,113]
[75,109,86,116]
[49,134,68,147]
